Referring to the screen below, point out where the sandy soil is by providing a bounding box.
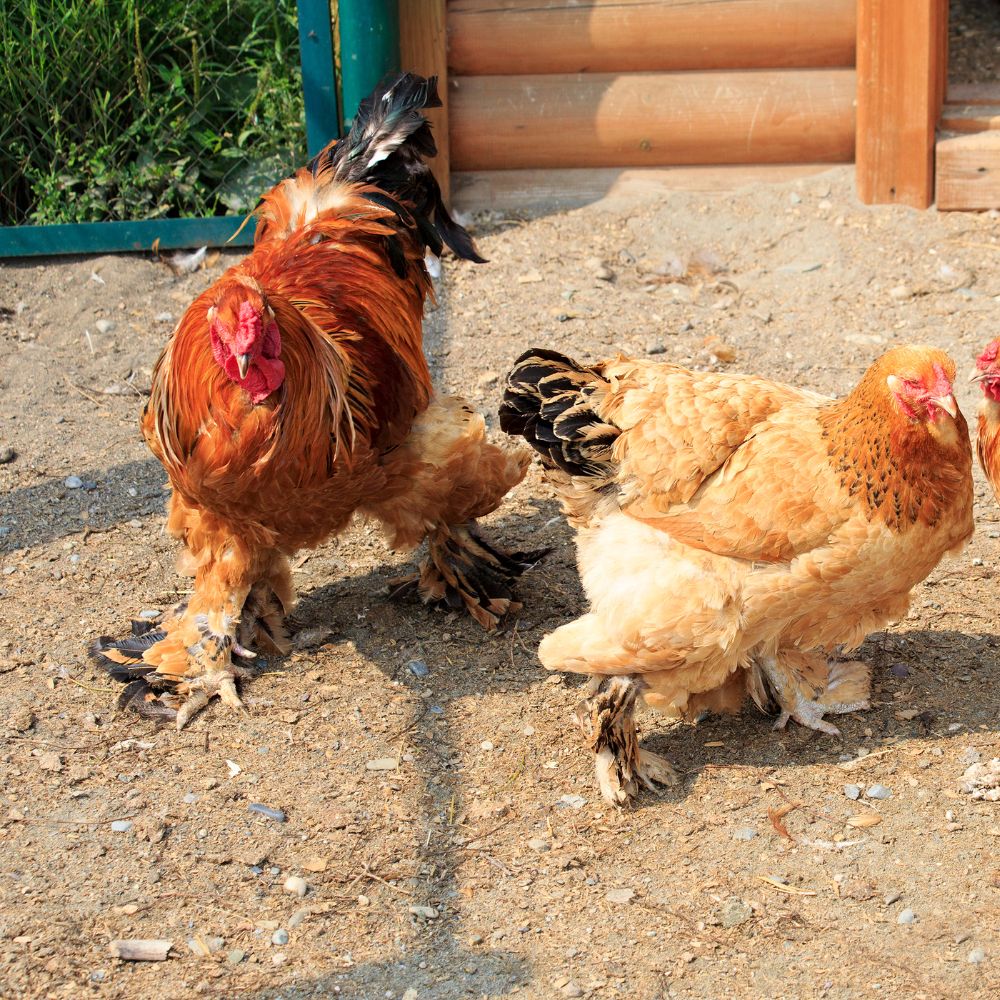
[1,165,999,1000]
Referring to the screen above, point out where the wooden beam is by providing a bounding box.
[856,0,948,208]
[940,106,1000,134]
[948,82,1000,106]
[452,165,840,214]
[449,0,856,76]
[449,70,855,171]
[399,0,450,203]
[936,132,1000,210]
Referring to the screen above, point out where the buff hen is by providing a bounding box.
[501,346,973,804]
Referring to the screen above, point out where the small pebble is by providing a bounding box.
[407,659,429,678]
[605,888,634,905]
[527,838,550,853]
[866,784,892,800]
[0,446,15,464]
[646,341,667,355]
[968,948,986,965]
[889,284,913,301]
[732,827,757,841]
[844,784,861,800]
[271,929,289,946]
[284,876,308,898]
[408,905,438,920]
[366,757,398,771]
[719,897,753,928]
[889,662,910,678]
[884,891,902,905]
[65,476,84,489]
[155,312,174,323]
[561,984,584,998]
[110,820,133,833]
[948,723,963,733]
[227,949,245,964]
[183,792,199,804]
[897,908,916,925]
[480,741,494,751]
[402,990,419,1000]
[95,319,115,335]
[247,803,286,822]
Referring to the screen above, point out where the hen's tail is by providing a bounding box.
[314,72,482,263]
[499,349,620,479]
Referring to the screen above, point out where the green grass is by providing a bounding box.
[0,0,306,226]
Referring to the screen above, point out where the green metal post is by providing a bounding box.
[297,0,341,157]
[337,0,400,130]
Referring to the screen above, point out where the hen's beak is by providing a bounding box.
[236,354,251,379]
[969,367,990,384]
[932,393,958,419]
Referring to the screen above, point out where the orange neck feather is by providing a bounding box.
[820,377,971,531]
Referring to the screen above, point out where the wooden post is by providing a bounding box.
[856,0,948,208]
[399,0,450,205]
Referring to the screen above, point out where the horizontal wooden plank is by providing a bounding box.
[448,0,856,75]
[946,82,1000,106]
[449,70,856,171]
[940,105,1000,134]
[936,132,1000,210]
[0,216,253,258]
[452,165,840,213]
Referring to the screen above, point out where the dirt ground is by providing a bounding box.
[1,163,1000,1000]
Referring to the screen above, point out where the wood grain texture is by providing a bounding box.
[856,0,948,208]
[449,70,856,171]
[452,164,838,213]
[448,0,856,75]
[936,132,1000,210]
[399,0,450,203]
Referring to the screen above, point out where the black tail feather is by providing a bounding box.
[316,72,484,264]
[499,349,619,479]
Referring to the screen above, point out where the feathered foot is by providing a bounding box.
[574,675,678,806]
[391,521,547,630]
[92,584,289,729]
[750,651,871,737]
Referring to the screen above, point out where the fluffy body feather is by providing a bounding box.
[94,74,533,726]
[501,345,973,802]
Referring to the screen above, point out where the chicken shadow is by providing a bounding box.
[0,456,166,555]
[626,625,1000,795]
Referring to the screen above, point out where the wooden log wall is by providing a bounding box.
[438,0,857,208]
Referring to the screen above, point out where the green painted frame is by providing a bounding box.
[0,0,342,259]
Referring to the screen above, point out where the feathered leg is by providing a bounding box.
[575,676,678,806]
[747,646,870,736]
[93,506,294,727]
[364,395,544,629]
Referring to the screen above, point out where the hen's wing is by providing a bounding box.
[501,350,841,562]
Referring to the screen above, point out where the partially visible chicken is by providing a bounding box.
[500,346,973,804]
[971,339,1000,500]
[93,74,536,728]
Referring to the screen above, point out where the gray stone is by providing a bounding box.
[719,897,753,928]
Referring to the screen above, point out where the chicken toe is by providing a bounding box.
[755,651,870,737]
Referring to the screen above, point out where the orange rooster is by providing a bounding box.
[971,339,1000,500]
[94,74,536,727]
[501,346,973,804]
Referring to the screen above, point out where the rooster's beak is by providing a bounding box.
[932,393,958,419]
[236,354,251,380]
